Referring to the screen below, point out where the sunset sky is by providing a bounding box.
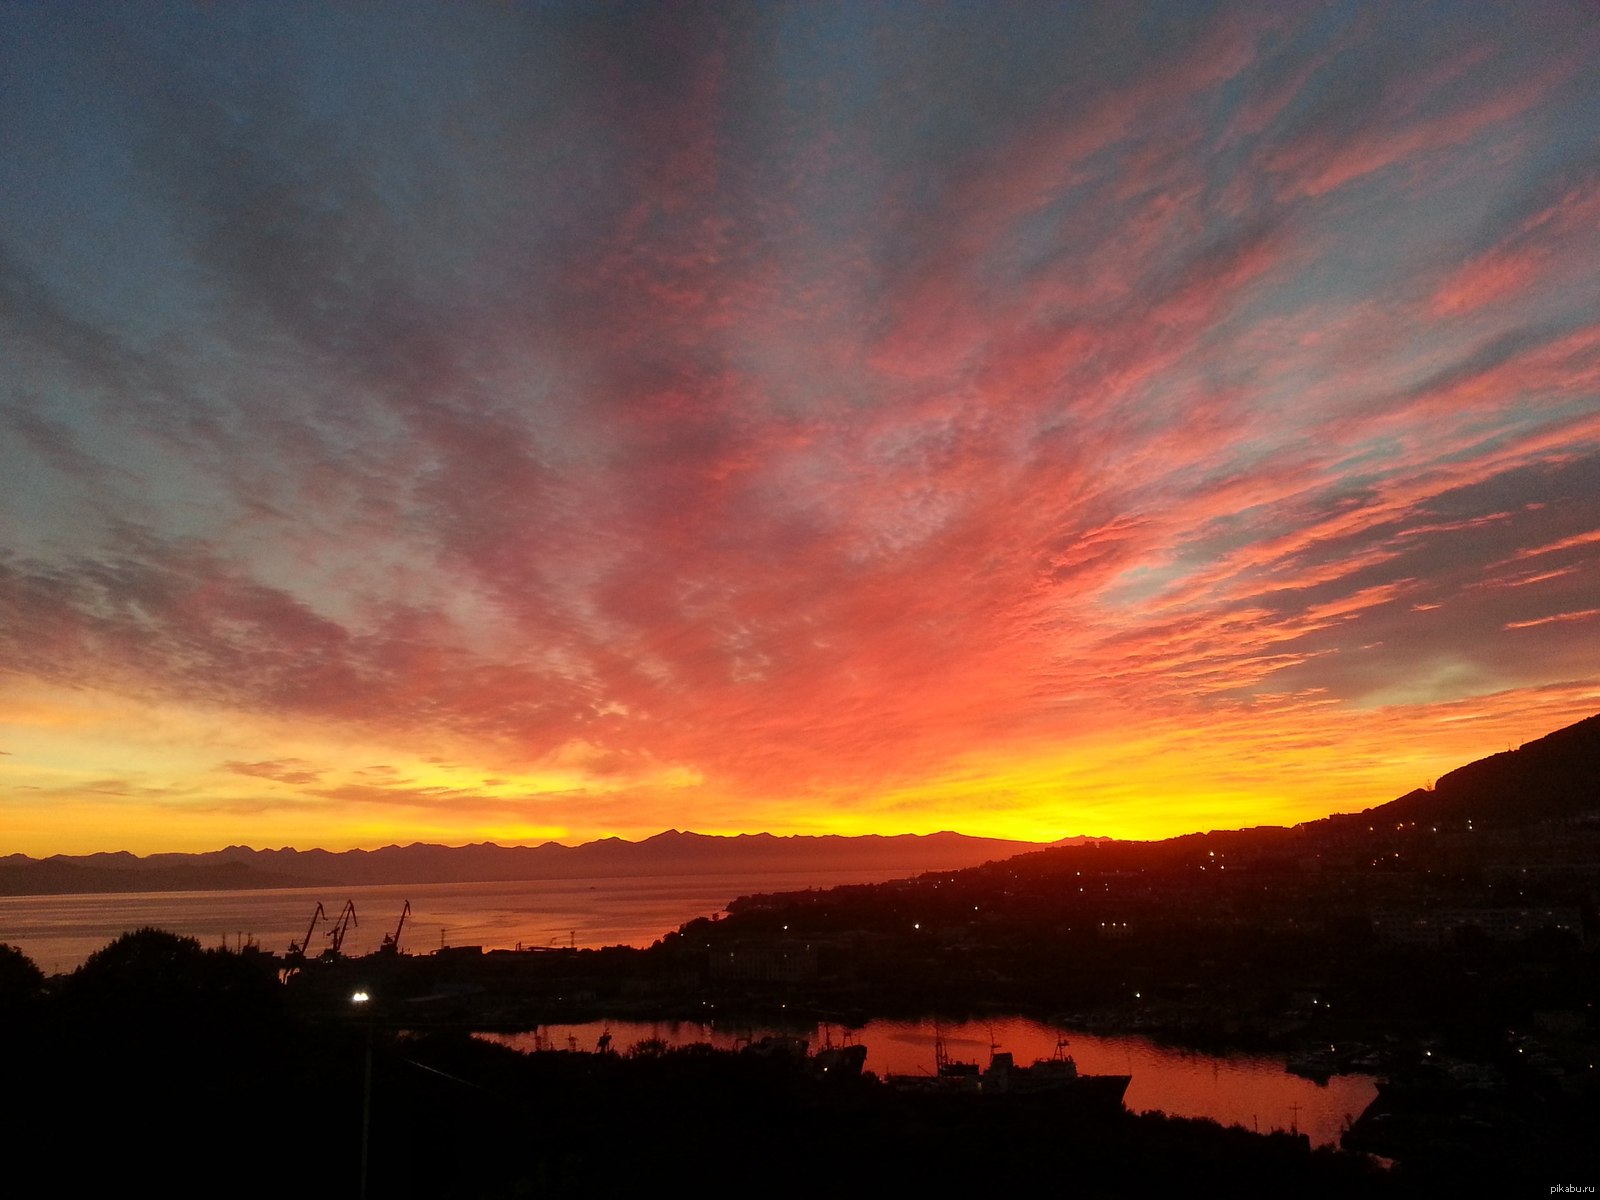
[3,2,1598,856]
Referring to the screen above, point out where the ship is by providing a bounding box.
[890,1034,1131,1114]
[741,1033,869,1081]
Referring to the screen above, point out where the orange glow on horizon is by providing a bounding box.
[6,673,1595,856]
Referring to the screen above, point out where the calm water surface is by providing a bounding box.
[0,870,898,973]
[486,1015,1377,1150]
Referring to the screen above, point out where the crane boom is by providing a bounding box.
[379,900,411,954]
[326,899,358,957]
[289,902,327,959]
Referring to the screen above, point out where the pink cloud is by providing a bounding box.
[1504,608,1600,631]
[1433,179,1600,317]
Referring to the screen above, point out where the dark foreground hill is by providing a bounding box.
[0,929,1395,1199]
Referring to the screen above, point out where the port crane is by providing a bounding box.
[279,902,329,980]
[379,900,411,955]
[324,899,358,959]
[286,902,327,961]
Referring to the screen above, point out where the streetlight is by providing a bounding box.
[352,990,373,1200]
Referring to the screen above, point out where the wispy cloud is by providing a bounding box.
[1,1,1597,852]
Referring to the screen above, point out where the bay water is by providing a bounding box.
[0,874,1378,1149]
[0,869,897,973]
[485,1014,1377,1150]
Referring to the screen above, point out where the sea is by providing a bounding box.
[0,869,910,974]
[0,872,1378,1150]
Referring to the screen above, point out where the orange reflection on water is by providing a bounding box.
[485,1013,1378,1150]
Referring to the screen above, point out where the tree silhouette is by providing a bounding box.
[0,942,44,1008]
[62,926,281,1036]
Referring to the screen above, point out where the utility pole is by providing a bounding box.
[353,991,373,1199]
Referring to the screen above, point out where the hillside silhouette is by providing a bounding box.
[1355,712,1600,828]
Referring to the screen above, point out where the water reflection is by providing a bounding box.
[484,1014,1377,1149]
[0,870,900,972]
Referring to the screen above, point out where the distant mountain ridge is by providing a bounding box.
[8,712,1594,898]
[0,830,1051,896]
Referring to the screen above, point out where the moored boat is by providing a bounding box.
[889,1034,1130,1113]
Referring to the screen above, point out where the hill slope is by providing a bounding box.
[1359,712,1600,827]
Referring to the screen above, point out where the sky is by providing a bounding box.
[2,2,1598,856]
